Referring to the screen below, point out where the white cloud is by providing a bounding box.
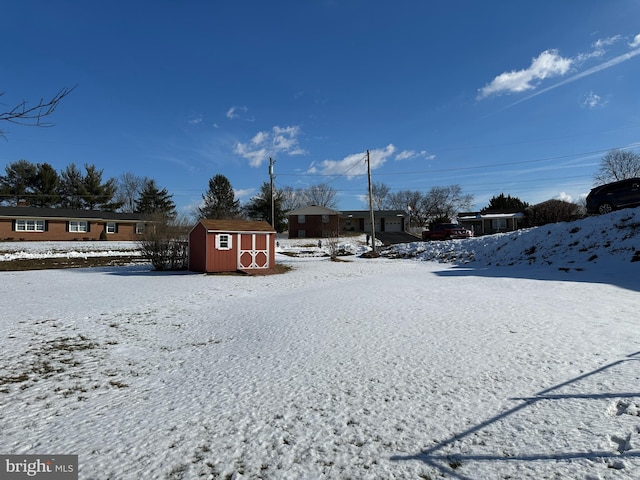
[234,188,255,200]
[226,106,248,119]
[395,150,416,161]
[234,125,306,167]
[188,115,203,125]
[592,35,622,55]
[582,90,607,108]
[478,49,572,99]
[556,192,572,203]
[574,35,622,63]
[251,131,269,145]
[312,145,396,179]
[395,150,435,161]
[483,34,640,104]
[508,47,640,107]
[272,126,306,155]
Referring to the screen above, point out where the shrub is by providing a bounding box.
[137,214,190,270]
[526,199,583,227]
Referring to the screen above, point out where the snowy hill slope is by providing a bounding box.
[383,208,640,268]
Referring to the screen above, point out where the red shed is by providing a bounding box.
[189,219,276,273]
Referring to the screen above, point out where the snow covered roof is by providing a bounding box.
[458,211,526,220]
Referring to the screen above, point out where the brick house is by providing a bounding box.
[287,205,341,239]
[0,206,151,241]
[457,211,526,236]
[287,205,406,238]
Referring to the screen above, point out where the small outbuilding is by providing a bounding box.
[189,219,276,273]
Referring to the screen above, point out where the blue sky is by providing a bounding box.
[2,1,640,216]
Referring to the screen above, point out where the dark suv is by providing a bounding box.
[586,178,640,214]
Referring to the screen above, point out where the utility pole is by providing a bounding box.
[366,150,376,253]
[269,157,275,228]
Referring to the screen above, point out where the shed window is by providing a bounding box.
[322,214,329,223]
[216,234,232,250]
[15,219,45,232]
[298,215,305,223]
[69,221,88,233]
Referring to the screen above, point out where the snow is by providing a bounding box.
[1,209,639,479]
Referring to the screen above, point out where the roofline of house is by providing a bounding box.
[204,229,276,235]
[0,206,151,222]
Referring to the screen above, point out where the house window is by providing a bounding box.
[69,221,88,233]
[15,219,45,232]
[135,223,145,234]
[491,218,507,231]
[322,214,329,223]
[106,222,117,234]
[216,234,232,250]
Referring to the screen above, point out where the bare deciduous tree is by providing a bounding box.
[304,183,339,209]
[387,190,423,226]
[421,185,473,222]
[280,185,306,212]
[116,172,148,213]
[595,149,640,184]
[371,182,391,211]
[386,185,473,228]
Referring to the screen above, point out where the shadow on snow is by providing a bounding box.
[431,261,640,292]
[391,350,640,479]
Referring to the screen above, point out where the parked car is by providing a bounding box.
[585,178,640,214]
[422,223,473,241]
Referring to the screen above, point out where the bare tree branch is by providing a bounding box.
[0,85,77,136]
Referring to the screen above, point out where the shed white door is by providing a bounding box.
[237,233,270,269]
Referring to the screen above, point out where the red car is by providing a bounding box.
[422,223,473,241]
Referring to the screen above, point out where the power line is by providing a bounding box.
[275,145,632,180]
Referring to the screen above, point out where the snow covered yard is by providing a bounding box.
[1,210,640,479]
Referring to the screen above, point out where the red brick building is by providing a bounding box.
[0,206,151,241]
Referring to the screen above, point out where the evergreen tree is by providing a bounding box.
[244,182,286,231]
[482,193,529,213]
[81,164,120,211]
[199,174,241,219]
[0,159,37,205]
[32,163,60,207]
[59,163,86,209]
[135,179,177,218]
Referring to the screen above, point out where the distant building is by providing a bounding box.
[286,205,341,239]
[0,206,151,241]
[457,211,526,236]
[340,210,406,235]
[286,205,406,238]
